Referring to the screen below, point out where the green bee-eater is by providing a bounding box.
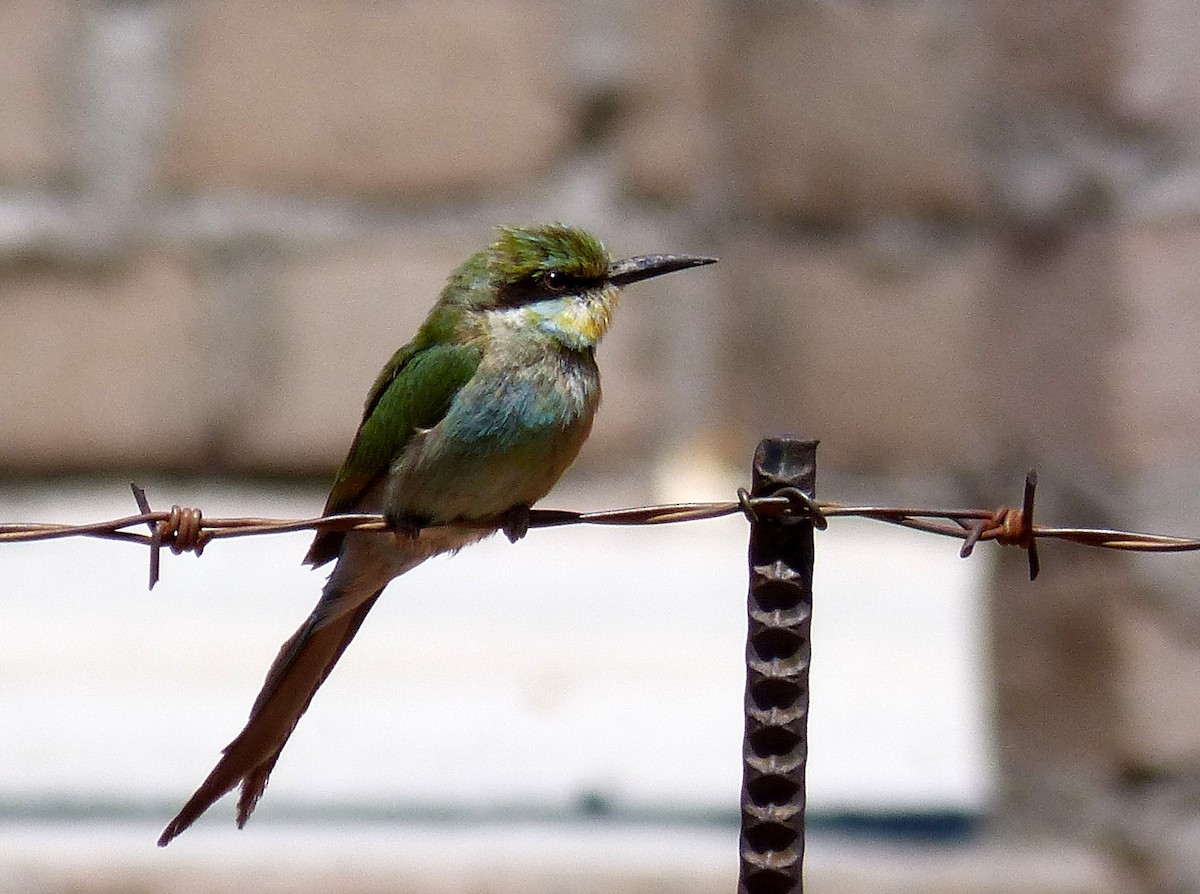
[157,223,716,844]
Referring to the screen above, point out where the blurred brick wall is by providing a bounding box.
[1,0,1187,488]
[5,1,1200,886]
[0,0,1173,486]
[0,0,728,475]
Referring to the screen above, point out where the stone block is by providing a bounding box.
[1115,600,1200,770]
[989,551,1127,838]
[220,228,481,472]
[972,223,1128,491]
[980,0,1122,112]
[0,254,208,470]
[0,0,77,186]
[165,1,573,197]
[724,226,997,475]
[566,0,722,202]
[0,222,716,476]
[1112,217,1200,601]
[727,1,988,220]
[1114,218,1200,473]
[1119,0,1200,149]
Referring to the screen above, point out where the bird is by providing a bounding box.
[156,223,716,845]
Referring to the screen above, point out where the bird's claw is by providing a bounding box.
[385,510,427,541]
[501,505,531,544]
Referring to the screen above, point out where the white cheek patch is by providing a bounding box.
[485,287,619,352]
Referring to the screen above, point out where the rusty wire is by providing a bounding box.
[2,472,1199,588]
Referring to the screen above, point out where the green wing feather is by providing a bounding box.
[303,341,482,567]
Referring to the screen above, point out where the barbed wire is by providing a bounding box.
[2,472,1199,589]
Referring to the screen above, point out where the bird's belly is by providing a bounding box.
[388,358,598,522]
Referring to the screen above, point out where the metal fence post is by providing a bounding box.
[738,437,817,894]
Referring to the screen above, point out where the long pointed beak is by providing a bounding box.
[606,253,718,288]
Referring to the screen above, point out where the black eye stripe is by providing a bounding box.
[493,272,604,307]
[541,270,598,293]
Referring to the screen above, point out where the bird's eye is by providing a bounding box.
[542,270,566,292]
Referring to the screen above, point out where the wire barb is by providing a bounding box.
[956,471,1039,580]
[3,469,1200,587]
[130,483,212,589]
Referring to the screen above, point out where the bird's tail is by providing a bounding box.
[156,585,384,846]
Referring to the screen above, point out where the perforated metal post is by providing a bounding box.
[738,438,817,894]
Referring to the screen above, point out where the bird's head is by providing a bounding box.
[438,224,716,351]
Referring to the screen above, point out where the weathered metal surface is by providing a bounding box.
[738,438,817,894]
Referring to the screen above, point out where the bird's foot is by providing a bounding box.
[385,509,428,541]
[501,504,532,544]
